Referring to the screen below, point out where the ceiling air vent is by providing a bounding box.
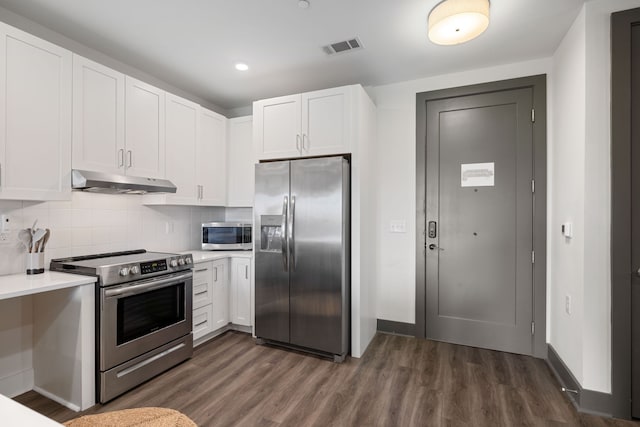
[323,37,363,55]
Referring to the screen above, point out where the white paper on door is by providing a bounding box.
[461,162,495,187]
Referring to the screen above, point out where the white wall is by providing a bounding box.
[0,192,224,276]
[372,58,552,324]
[550,7,586,386]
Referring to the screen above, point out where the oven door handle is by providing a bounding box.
[105,272,193,298]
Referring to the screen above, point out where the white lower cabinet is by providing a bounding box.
[211,259,228,330]
[230,258,252,327]
[191,256,252,345]
[191,259,230,343]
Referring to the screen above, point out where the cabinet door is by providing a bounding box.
[301,86,351,157]
[231,258,252,326]
[211,259,228,330]
[0,23,72,201]
[198,109,226,206]
[227,116,254,207]
[124,76,165,178]
[192,261,213,310]
[253,94,301,160]
[165,93,198,204]
[72,55,125,174]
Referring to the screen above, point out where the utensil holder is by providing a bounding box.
[26,252,44,275]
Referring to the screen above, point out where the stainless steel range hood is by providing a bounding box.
[72,170,177,194]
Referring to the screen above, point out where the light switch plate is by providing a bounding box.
[390,220,406,233]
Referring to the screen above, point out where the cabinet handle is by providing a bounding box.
[195,290,208,296]
[302,134,308,151]
[214,266,218,281]
[200,185,204,200]
[127,150,133,168]
[194,320,208,327]
[194,268,208,273]
[118,149,125,168]
[296,134,301,153]
[0,163,2,188]
[245,265,248,279]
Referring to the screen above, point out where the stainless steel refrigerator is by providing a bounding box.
[254,156,350,361]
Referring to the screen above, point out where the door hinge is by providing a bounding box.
[531,180,535,193]
[531,109,535,123]
[531,251,535,263]
[531,321,535,335]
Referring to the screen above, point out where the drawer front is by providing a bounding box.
[193,279,213,309]
[193,304,213,341]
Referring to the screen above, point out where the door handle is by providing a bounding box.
[118,149,125,168]
[282,196,288,271]
[289,195,296,271]
[302,134,308,151]
[428,244,444,251]
[296,134,301,153]
[127,150,133,168]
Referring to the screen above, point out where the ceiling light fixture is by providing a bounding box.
[235,62,249,71]
[298,0,310,9]
[428,0,490,46]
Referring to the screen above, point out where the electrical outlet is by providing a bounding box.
[0,231,11,244]
[565,294,572,315]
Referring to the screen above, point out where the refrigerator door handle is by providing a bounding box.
[290,195,296,271]
[282,195,289,271]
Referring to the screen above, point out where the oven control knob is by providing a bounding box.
[130,266,140,275]
[170,259,178,268]
[178,258,185,266]
[185,257,192,264]
[119,267,130,276]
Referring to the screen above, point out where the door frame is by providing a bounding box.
[610,8,640,420]
[415,75,547,358]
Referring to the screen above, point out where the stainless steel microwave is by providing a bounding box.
[202,222,252,250]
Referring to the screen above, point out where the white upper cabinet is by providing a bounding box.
[164,93,199,204]
[253,94,301,160]
[226,116,254,207]
[124,76,165,179]
[253,85,352,161]
[198,108,227,206]
[0,23,72,201]
[72,55,125,174]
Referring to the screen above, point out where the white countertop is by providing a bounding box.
[0,394,63,426]
[180,250,253,263]
[0,271,96,301]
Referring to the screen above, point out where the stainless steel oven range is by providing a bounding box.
[50,250,193,403]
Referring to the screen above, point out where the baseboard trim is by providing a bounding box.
[0,368,34,398]
[546,344,612,417]
[33,385,80,412]
[377,319,415,337]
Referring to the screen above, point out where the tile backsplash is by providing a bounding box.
[0,192,226,276]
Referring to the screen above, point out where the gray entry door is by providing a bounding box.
[425,88,534,355]
[631,20,640,420]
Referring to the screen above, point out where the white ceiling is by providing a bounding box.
[0,0,584,110]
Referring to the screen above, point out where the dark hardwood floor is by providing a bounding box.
[14,331,640,426]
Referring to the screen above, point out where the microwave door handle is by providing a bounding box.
[282,196,288,271]
[290,195,295,271]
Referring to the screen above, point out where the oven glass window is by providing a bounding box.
[116,284,185,345]
[203,227,244,244]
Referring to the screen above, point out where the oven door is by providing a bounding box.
[100,271,193,371]
[202,224,252,250]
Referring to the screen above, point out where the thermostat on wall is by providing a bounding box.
[561,222,573,238]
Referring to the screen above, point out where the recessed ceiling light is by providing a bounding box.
[428,0,490,46]
[235,62,249,71]
[298,0,310,9]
